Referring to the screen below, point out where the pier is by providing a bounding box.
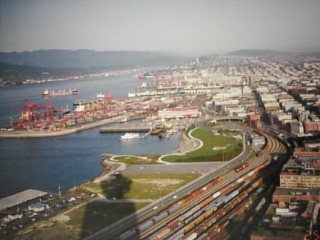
[99,126,152,133]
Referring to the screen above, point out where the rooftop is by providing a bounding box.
[274,187,320,196]
[0,189,48,211]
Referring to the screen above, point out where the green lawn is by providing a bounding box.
[81,174,201,200]
[113,155,158,164]
[163,128,243,162]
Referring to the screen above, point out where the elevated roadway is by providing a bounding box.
[209,116,245,124]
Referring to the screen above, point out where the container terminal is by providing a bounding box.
[1,72,245,137]
[0,88,203,138]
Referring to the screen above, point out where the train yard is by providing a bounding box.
[137,133,285,240]
[85,125,287,240]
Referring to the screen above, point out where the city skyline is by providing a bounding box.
[1,0,320,54]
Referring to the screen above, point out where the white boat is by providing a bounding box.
[96,93,104,99]
[120,133,140,140]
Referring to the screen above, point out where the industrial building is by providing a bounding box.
[273,187,320,203]
[279,157,320,189]
[157,106,201,119]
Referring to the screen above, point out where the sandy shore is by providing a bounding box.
[0,115,124,138]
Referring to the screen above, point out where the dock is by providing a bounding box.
[99,126,152,133]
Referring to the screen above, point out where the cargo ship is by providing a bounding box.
[120,133,140,140]
[42,89,78,97]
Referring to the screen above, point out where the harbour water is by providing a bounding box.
[0,70,182,198]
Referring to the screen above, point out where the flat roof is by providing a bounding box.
[0,189,48,211]
[274,187,320,196]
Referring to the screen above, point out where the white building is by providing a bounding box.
[290,121,305,136]
[158,106,201,119]
[251,134,266,145]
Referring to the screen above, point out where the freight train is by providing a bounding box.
[179,178,263,240]
[119,177,223,240]
[235,162,250,172]
[119,161,270,240]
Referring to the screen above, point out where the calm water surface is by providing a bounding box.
[0,72,181,198]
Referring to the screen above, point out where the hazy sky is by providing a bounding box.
[1,0,320,54]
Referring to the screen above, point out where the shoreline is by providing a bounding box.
[0,115,125,138]
[92,131,196,182]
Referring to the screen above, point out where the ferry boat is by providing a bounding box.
[43,89,78,97]
[120,133,140,140]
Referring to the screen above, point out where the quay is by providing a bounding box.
[0,115,125,138]
[99,126,152,133]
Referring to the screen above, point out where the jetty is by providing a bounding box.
[99,126,151,133]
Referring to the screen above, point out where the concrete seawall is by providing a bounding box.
[0,115,124,138]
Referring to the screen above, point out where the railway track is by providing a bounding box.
[123,130,287,240]
[85,122,287,240]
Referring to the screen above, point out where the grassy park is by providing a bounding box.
[113,155,158,164]
[163,128,243,162]
[81,173,201,200]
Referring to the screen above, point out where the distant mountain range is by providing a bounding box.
[227,49,320,57]
[0,49,191,84]
[0,49,189,69]
[2,49,319,84]
[0,62,91,84]
[227,49,287,57]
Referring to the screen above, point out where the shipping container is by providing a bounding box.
[154,212,169,223]
[137,220,153,233]
[200,196,213,208]
[119,230,138,240]
[215,195,227,207]
[197,233,208,240]
[167,219,179,230]
[185,233,197,240]
[168,204,181,214]
[154,228,171,240]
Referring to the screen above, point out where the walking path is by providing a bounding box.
[157,127,202,164]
